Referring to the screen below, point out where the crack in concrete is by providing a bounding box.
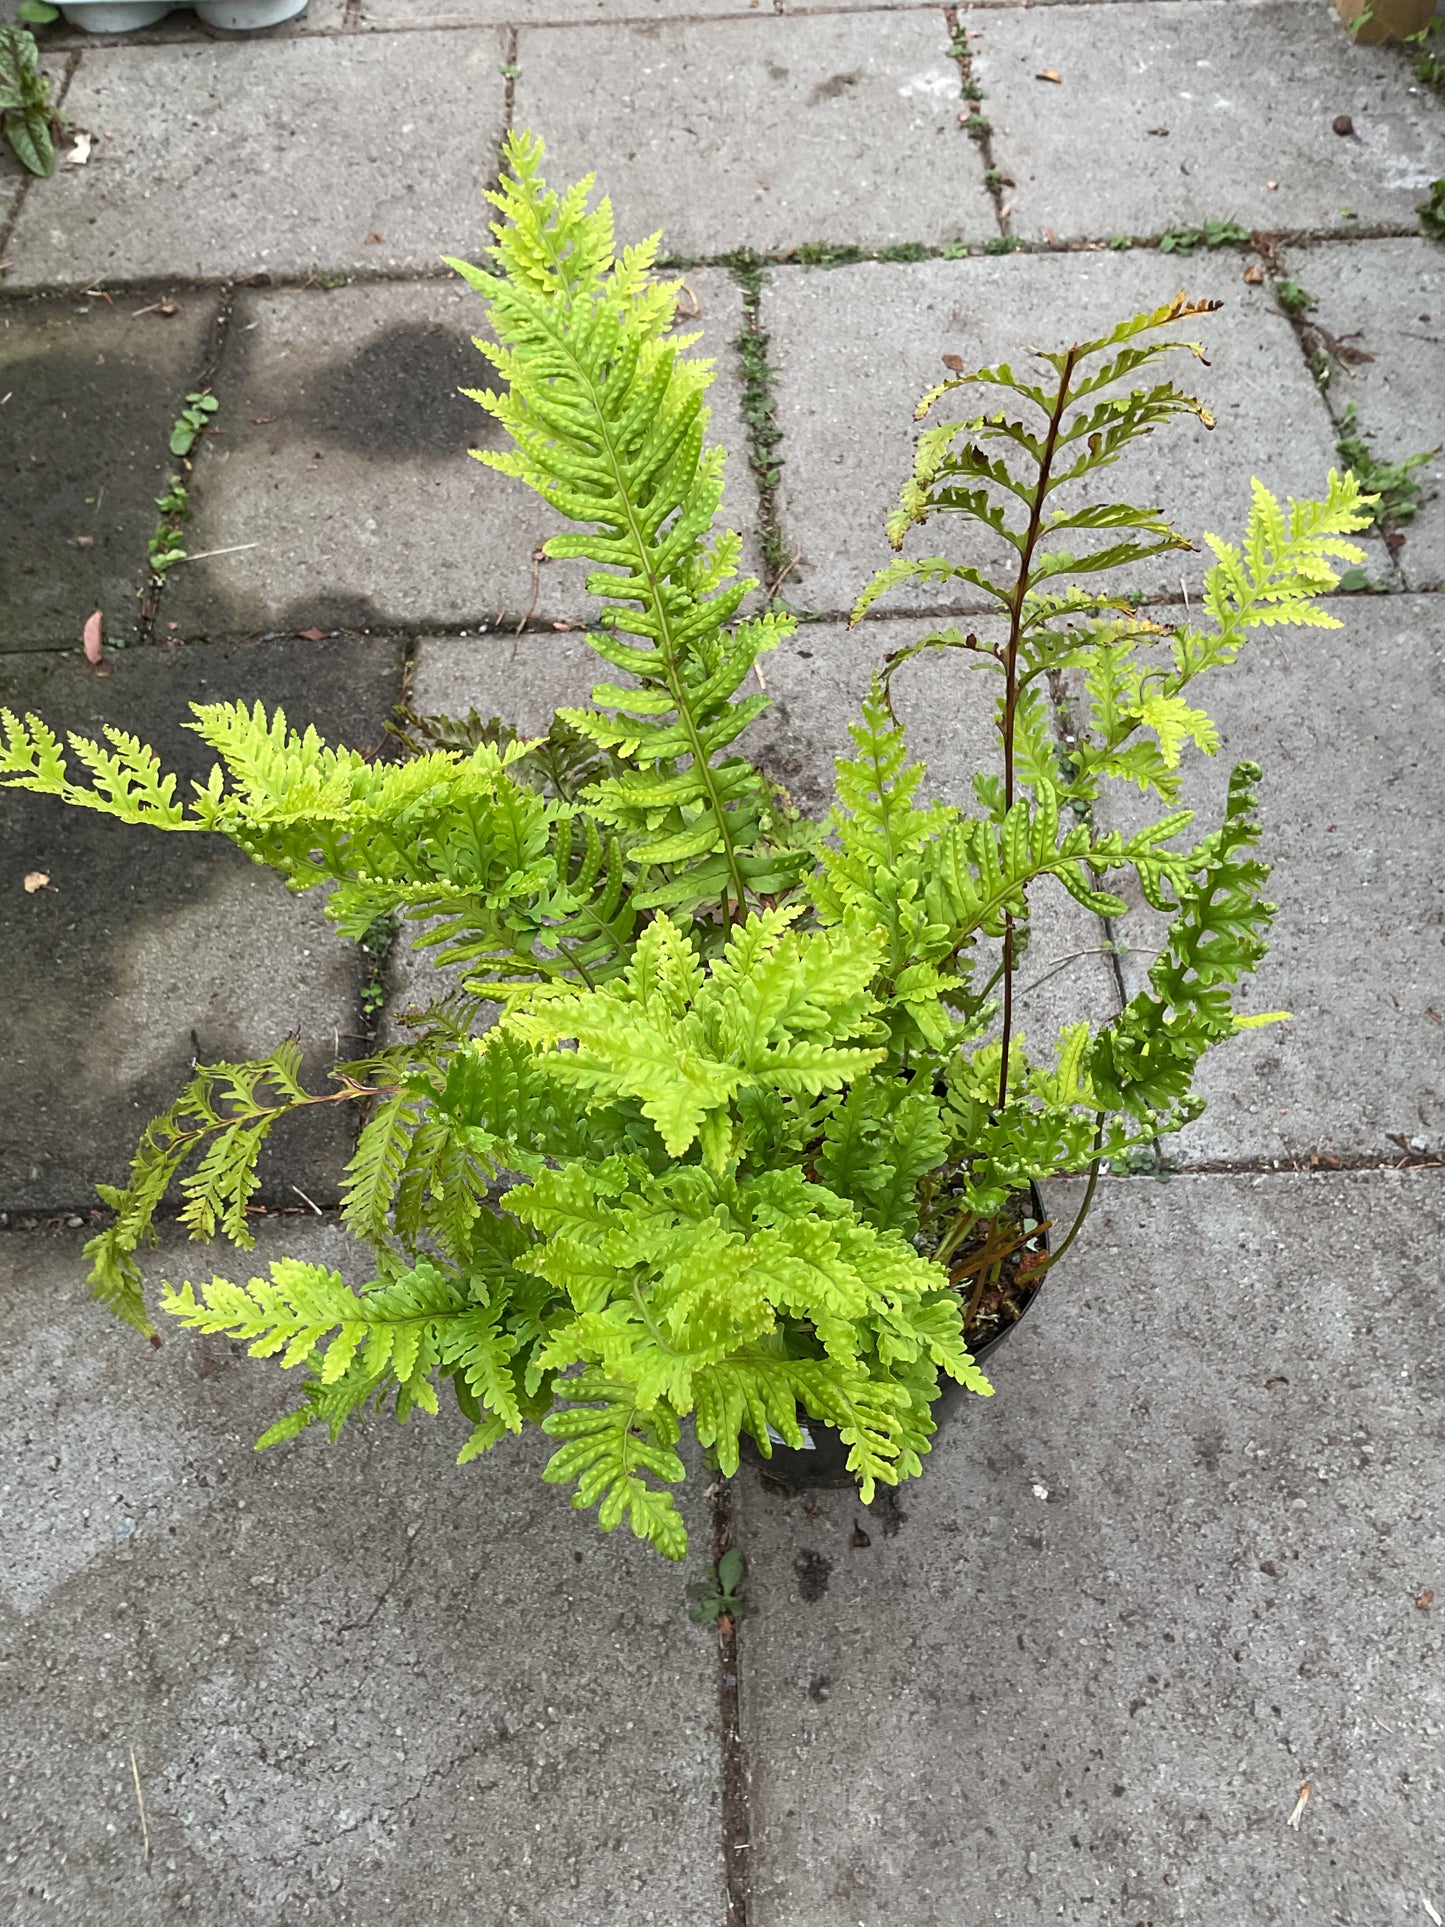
[333,1530,420,1637]
[711,1475,751,1927]
[141,283,237,643]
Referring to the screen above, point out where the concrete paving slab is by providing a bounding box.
[0,292,216,651]
[164,269,759,639]
[1281,237,1445,590]
[515,13,996,258]
[764,249,1349,618]
[0,1216,723,1926]
[2,32,506,289]
[737,1167,1445,1927]
[0,637,403,1212]
[1080,594,1444,1167]
[970,0,1445,243]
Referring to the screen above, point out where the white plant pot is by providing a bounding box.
[57,0,307,28]
[57,0,170,27]
[194,0,309,25]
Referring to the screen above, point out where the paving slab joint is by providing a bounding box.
[1249,233,1412,592]
[712,1474,751,1927]
[498,22,518,155]
[719,252,791,602]
[7,229,1430,306]
[946,4,1012,243]
[142,283,238,643]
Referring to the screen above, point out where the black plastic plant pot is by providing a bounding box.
[741,1183,1050,1493]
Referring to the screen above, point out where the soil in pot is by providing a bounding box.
[740,1183,1051,1492]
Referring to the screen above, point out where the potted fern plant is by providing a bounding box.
[0,135,1369,1561]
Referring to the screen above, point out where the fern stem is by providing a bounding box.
[997,346,1081,1114]
[1028,1119,1105,1280]
[525,209,751,929]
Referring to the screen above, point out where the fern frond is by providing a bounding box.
[541,1370,688,1558]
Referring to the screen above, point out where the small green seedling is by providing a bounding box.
[983,236,1021,255]
[148,476,191,576]
[688,1548,746,1625]
[1420,179,1445,241]
[1274,279,1314,317]
[1408,21,1443,89]
[1336,402,1436,527]
[170,393,219,458]
[1109,234,1134,251]
[1159,220,1250,255]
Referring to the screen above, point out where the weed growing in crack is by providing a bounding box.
[148,479,190,576]
[357,911,401,1041]
[1158,220,1251,255]
[169,392,220,458]
[1273,278,1315,317]
[724,249,789,598]
[1408,19,1443,91]
[947,8,1012,240]
[146,392,219,585]
[687,1547,747,1626]
[1335,402,1436,528]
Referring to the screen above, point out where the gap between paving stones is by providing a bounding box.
[137,286,237,644]
[4,230,1431,297]
[945,3,1013,240]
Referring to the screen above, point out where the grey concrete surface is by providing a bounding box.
[1281,237,1445,590]
[164,269,758,639]
[2,32,507,288]
[738,1169,1445,1927]
[764,249,1352,618]
[515,12,996,257]
[971,0,1445,243]
[0,637,402,1211]
[0,1217,722,1926]
[0,292,217,650]
[1082,594,1445,1168]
